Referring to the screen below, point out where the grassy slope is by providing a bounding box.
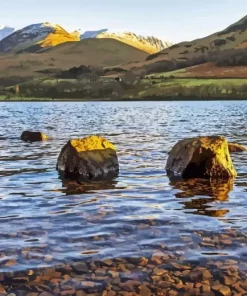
[0,39,148,78]
[146,63,247,78]
[146,15,247,63]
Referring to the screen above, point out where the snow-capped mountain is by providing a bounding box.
[80,29,108,40]
[0,25,15,41]
[96,31,172,54]
[80,29,172,53]
[0,22,79,53]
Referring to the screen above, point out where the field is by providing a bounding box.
[146,63,247,79]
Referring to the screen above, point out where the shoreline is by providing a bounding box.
[1,96,247,102]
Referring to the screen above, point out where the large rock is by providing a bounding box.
[20,131,49,142]
[228,142,246,153]
[57,135,119,181]
[166,136,237,179]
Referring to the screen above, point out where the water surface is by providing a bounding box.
[0,101,247,293]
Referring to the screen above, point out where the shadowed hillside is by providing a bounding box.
[0,38,148,78]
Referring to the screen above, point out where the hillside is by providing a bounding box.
[0,22,79,53]
[0,38,148,78]
[96,31,172,54]
[146,15,247,62]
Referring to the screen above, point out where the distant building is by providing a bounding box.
[15,85,20,95]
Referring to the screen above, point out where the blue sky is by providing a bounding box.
[0,0,246,43]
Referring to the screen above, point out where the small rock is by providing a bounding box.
[139,285,152,296]
[202,269,212,280]
[73,262,88,273]
[108,270,119,279]
[218,285,231,296]
[167,290,178,296]
[228,142,247,153]
[159,281,171,289]
[75,291,87,296]
[20,131,49,142]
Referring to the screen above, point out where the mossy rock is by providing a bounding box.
[20,131,49,142]
[57,135,119,181]
[166,136,237,180]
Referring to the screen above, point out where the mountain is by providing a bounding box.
[80,29,171,53]
[146,15,247,63]
[0,38,148,77]
[96,31,172,54]
[0,25,15,41]
[0,22,79,53]
[81,29,108,39]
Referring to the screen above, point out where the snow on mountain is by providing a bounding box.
[96,31,172,53]
[0,26,15,41]
[80,29,108,40]
[0,22,79,53]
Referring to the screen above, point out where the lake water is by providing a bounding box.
[1,101,247,295]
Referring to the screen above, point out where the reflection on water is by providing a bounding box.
[170,178,233,217]
[1,101,247,294]
[56,179,121,195]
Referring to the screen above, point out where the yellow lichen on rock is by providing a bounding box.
[41,133,49,141]
[57,135,119,181]
[166,136,237,179]
[70,136,116,153]
[21,131,49,142]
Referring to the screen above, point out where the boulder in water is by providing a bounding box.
[57,135,119,181]
[166,136,237,179]
[20,131,49,142]
[228,142,246,153]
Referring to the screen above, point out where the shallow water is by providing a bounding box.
[1,101,247,294]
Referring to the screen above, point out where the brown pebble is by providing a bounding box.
[81,281,95,288]
[108,270,119,279]
[39,293,54,296]
[201,284,211,293]
[158,281,171,289]
[26,293,39,296]
[170,262,191,270]
[106,292,116,296]
[139,257,148,266]
[139,285,152,296]
[75,291,87,296]
[202,270,212,280]
[218,285,231,296]
[167,290,178,296]
[5,259,17,267]
[44,255,53,262]
[153,267,167,276]
[223,275,237,286]
[221,239,232,245]
[60,289,76,295]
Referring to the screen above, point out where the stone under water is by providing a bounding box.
[228,142,247,153]
[56,135,119,181]
[166,136,237,179]
[20,131,49,142]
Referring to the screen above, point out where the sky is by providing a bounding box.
[0,0,246,43]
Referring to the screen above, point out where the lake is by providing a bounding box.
[0,101,247,295]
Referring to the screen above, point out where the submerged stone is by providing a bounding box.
[20,131,49,142]
[166,136,237,179]
[228,142,247,153]
[57,135,119,181]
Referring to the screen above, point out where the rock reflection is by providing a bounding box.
[170,178,233,217]
[57,179,120,195]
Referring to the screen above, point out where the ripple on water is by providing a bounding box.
[0,101,247,274]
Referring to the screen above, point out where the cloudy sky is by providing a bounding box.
[0,0,246,43]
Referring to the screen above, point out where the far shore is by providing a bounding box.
[1,96,247,102]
